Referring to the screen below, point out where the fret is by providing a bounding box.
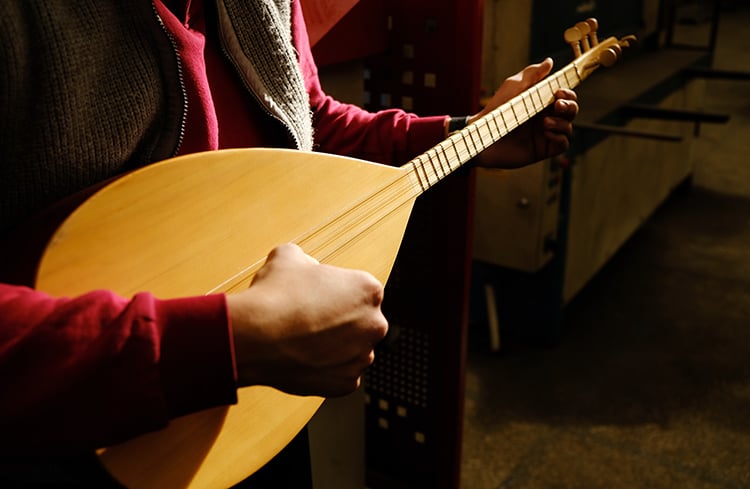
[435,146,449,175]
[485,121,498,151]
[559,69,569,87]
[451,134,469,163]
[459,132,473,159]
[572,69,581,87]
[435,144,452,173]
[421,155,436,188]
[563,67,576,87]
[444,140,460,171]
[439,147,452,173]
[484,114,498,140]
[520,99,531,124]
[410,157,427,192]
[492,109,508,135]
[550,73,562,91]
[530,87,542,110]
[425,151,441,182]
[449,137,462,165]
[500,103,515,134]
[529,91,537,112]
[432,146,446,175]
[509,102,520,127]
[421,154,438,187]
[428,149,445,178]
[571,65,582,86]
[495,115,506,138]
[532,87,546,112]
[453,131,466,160]
[475,124,489,155]
[447,141,462,171]
[521,93,532,120]
[537,82,554,106]
[467,126,481,156]
[440,140,461,172]
[534,85,547,108]
[549,72,560,90]
[475,120,491,151]
[546,77,557,98]
[459,130,475,157]
[513,99,529,126]
[428,155,442,185]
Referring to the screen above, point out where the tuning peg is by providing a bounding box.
[564,26,583,57]
[585,18,599,46]
[598,47,619,67]
[619,35,638,48]
[575,21,592,51]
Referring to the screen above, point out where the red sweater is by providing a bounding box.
[0,0,446,449]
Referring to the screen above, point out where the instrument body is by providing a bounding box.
[37,148,418,489]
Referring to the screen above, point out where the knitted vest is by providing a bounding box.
[0,0,313,236]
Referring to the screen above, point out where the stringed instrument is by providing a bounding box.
[33,19,634,489]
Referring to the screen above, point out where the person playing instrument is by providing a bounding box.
[0,0,577,485]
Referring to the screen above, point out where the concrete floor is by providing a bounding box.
[461,6,750,489]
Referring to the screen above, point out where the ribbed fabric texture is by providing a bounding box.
[219,0,314,151]
[0,1,183,235]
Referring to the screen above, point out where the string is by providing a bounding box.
[210,61,589,295]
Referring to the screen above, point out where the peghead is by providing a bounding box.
[565,19,636,78]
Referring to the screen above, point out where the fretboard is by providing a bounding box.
[404,63,582,193]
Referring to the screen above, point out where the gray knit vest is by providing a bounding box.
[220,0,314,152]
[0,0,313,236]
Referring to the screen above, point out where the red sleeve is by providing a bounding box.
[292,0,448,166]
[0,283,237,449]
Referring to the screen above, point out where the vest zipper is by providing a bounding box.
[151,1,188,158]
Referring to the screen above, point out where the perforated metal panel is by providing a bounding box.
[363,2,483,117]
[359,2,483,487]
[365,326,430,410]
[313,1,483,487]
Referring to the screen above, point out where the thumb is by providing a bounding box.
[523,57,553,85]
[473,58,556,122]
